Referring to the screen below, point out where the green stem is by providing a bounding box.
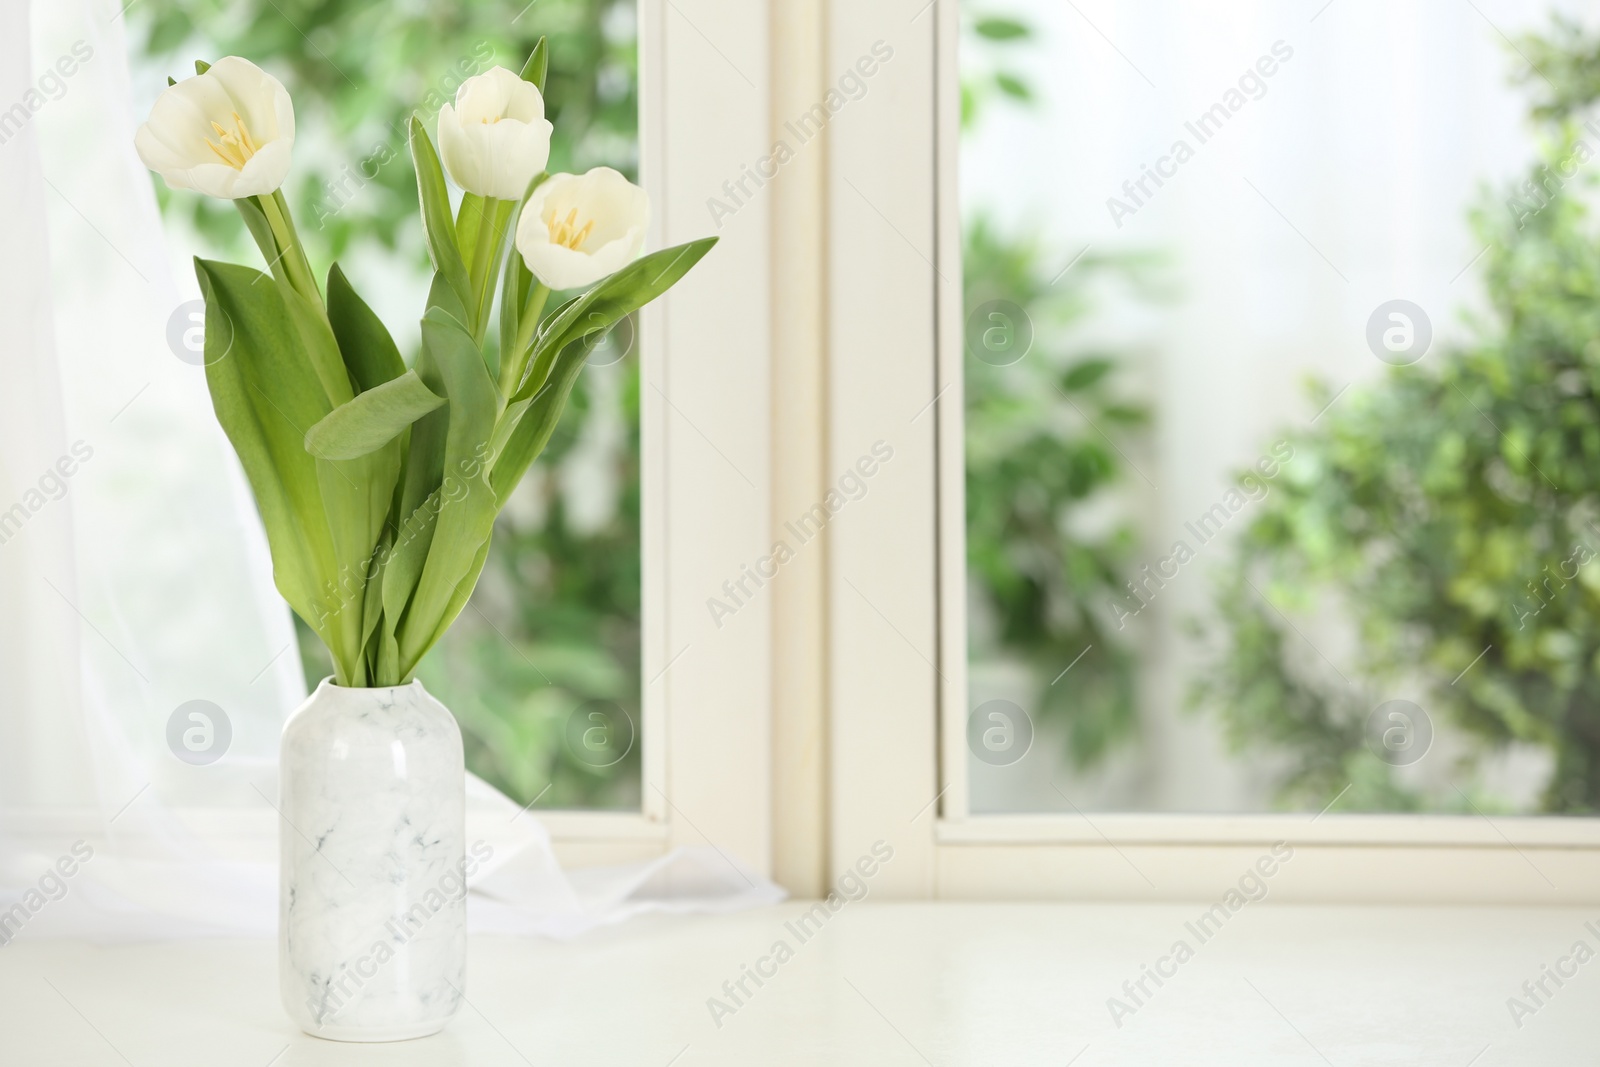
[261,190,323,311]
[235,199,287,289]
[466,196,504,342]
[500,283,550,397]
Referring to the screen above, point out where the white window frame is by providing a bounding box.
[1,1,778,879]
[546,0,774,872]
[823,0,1600,904]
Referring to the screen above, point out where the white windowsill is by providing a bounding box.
[937,812,1600,847]
[0,901,1586,1064]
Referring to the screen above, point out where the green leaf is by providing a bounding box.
[382,281,461,648]
[327,263,407,392]
[376,623,401,687]
[409,116,472,313]
[194,59,212,74]
[422,536,493,654]
[358,523,394,680]
[513,237,718,401]
[266,254,354,409]
[492,332,598,505]
[396,308,502,675]
[304,370,446,461]
[1062,358,1113,391]
[289,284,394,680]
[424,270,472,332]
[974,16,1030,40]
[456,193,487,252]
[459,195,516,345]
[995,73,1033,102]
[195,259,398,687]
[379,478,441,679]
[194,258,338,642]
[1101,403,1148,425]
[315,445,400,688]
[520,37,548,92]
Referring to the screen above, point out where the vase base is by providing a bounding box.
[299,1020,451,1043]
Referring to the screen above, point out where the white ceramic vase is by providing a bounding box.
[278,678,466,1041]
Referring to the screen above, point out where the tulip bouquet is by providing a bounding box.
[136,46,713,688]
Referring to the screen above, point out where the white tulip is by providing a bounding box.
[515,167,649,291]
[437,67,554,200]
[134,57,295,200]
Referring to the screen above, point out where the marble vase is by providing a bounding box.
[278,678,466,1041]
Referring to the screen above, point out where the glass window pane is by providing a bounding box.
[134,0,643,810]
[960,0,1593,815]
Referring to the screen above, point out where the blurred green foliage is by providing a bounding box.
[1195,21,1600,814]
[961,12,1155,768]
[962,10,1038,127]
[134,0,642,808]
[963,221,1156,768]
[1516,15,1600,122]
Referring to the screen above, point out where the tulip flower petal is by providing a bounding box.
[437,67,552,199]
[515,167,650,290]
[135,56,295,200]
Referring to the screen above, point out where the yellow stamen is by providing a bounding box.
[205,112,259,171]
[549,207,596,251]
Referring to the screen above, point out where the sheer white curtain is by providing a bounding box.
[0,0,778,941]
